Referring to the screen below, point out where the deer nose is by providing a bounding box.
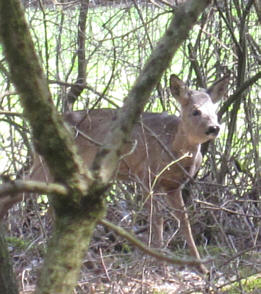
[206,125,220,136]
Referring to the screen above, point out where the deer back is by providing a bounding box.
[64,109,183,189]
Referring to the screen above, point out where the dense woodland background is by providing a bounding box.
[0,0,260,293]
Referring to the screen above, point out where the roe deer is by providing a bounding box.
[1,75,228,273]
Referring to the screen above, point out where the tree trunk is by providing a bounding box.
[0,225,19,294]
[36,201,106,294]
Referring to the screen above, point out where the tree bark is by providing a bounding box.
[0,225,19,294]
[36,206,105,294]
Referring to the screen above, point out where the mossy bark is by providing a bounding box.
[36,201,106,294]
[0,225,18,294]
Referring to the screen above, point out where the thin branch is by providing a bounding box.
[0,111,23,117]
[38,0,49,79]
[218,71,261,119]
[90,21,117,110]
[188,43,206,88]
[219,245,261,270]
[48,79,120,108]
[99,219,211,267]
[195,199,261,219]
[65,0,89,111]
[214,0,241,52]
[150,0,175,9]
[0,180,68,199]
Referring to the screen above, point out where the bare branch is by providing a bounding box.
[218,71,261,119]
[65,0,89,111]
[0,180,68,199]
[0,111,23,117]
[100,219,211,267]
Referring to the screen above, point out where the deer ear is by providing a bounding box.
[170,74,190,105]
[207,75,229,103]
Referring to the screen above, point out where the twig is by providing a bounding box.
[195,199,261,219]
[218,71,261,119]
[219,245,261,270]
[0,111,23,117]
[99,247,111,282]
[151,152,191,190]
[0,180,68,198]
[99,218,211,267]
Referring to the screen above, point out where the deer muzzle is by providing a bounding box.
[206,125,220,136]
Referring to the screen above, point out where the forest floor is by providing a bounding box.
[11,231,261,294]
[5,201,261,294]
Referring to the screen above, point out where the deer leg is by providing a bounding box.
[167,189,208,274]
[144,196,168,274]
[152,200,164,248]
[145,197,164,248]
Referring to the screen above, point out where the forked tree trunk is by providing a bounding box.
[36,202,106,294]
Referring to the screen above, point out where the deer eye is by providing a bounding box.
[192,109,201,116]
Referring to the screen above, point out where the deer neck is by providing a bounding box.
[172,122,201,160]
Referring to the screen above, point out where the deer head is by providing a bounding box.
[170,74,229,145]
